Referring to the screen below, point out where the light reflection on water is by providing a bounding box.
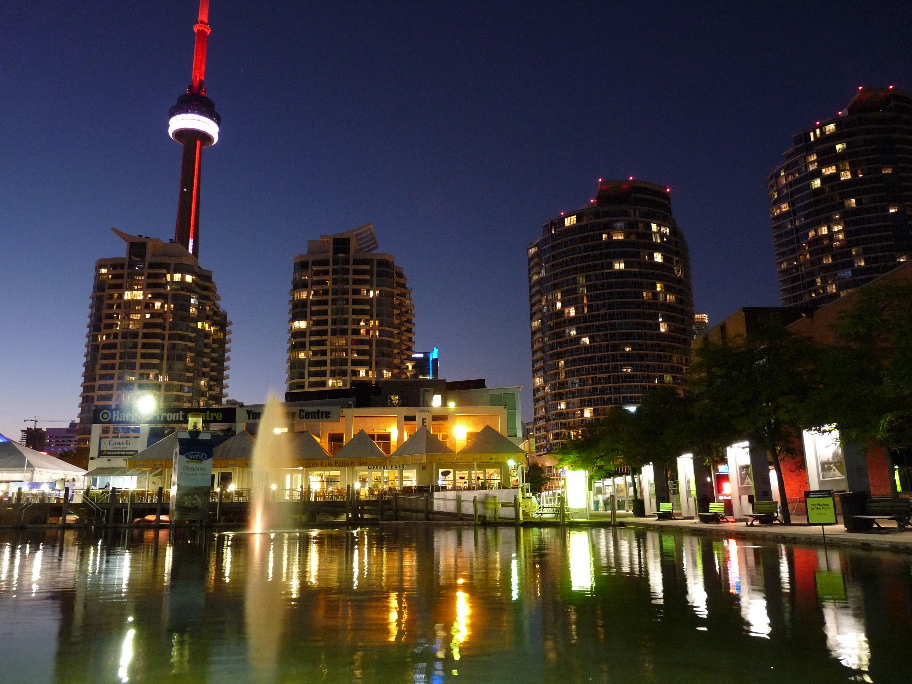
[0,526,909,683]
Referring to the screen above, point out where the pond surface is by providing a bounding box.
[0,524,909,684]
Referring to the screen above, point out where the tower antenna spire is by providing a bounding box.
[169,0,220,258]
[189,0,211,95]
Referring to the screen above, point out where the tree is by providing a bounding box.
[821,282,912,450]
[687,325,822,524]
[525,462,548,495]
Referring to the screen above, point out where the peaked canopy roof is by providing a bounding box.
[215,431,254,460]
[334,430,386,459]
[458,425,525,455]
[0,434,85,474]
[391,426,454,458]
[291,431,331,459]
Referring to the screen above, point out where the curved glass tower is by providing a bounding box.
[528,180,695,456]
[770,87,912,307]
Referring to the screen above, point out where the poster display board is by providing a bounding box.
[805,489,837,525]
[171,434,213,521]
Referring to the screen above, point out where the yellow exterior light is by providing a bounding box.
[431,394,443,407]
[454,425,468,441]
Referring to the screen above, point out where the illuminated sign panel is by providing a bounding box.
[93,407,236,425]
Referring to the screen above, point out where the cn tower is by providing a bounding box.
[168,0,220,258]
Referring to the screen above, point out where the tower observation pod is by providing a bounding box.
[169,0,220,259]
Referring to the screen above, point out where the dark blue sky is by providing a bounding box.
[2,1,911,440]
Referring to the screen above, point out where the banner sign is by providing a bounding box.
[244,405,341,423]
[805,489,837,525]
[94,407,236,425]
[171,438,214,521]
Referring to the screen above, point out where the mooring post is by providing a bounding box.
[473,496,479,526]
[610,494,617,526]
[107,487,118,527]
[456,494,462,521]
[14,488,23,528]
[216,487,223,524]
[559,492,566,526]
[393,493,399,521]
[424,493,430,521]
[515,495,522,525]
[60,486,69,528]
[127,489,134,526]
[346,484,352,523]
[155,486,164,524]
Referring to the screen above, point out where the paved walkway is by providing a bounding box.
[586,510,912,553]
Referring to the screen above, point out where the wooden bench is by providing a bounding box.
[746,500,781,526]
[698,502,733,523]
[854,498,911,530]
[654,502,676,520]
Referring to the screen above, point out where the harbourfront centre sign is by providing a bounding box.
[93,407,238,425]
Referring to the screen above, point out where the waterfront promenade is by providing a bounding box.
[600,510,912,553]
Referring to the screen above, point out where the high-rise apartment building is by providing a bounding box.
[77,1,229,459]
[78,232,230,421]
[770,87,912,307]
[528,180,694,456]
[287,224,415,392]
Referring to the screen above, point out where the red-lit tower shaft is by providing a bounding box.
[170,0,219,258]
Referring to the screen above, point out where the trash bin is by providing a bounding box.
[839,491,873,532]
[632,498,646,517]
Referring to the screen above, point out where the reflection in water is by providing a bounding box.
[244,533,288,684]
[0,527,910,683]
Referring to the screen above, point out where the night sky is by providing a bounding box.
[2,1,911,442]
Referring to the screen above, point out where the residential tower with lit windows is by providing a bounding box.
[287,224,415,391]
[770,87,912,307]
[528,180,694,457]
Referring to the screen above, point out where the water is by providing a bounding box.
[0,525,909,684]
[249,395,294,533]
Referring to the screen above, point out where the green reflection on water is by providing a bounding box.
[0,526,908,684]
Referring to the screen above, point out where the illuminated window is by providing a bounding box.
[811,178,821,189]
[583,408,592,418]
[823,255,833,264]
[565,306,576,317]
[840,171,851,180]
[580,337,590,345]
[292,320,307,329]
[624,345,632,352]
[824,123,836,134]
[835,143,846,152]
[845,199,856,207]
[664,374,673,384]
[819,226,829,235]
[653,252,663,262]
[568,327,576,336]
[822,165,836,175]
[558,401,566,410]
[622,366,633,373]
[656,282,664,291]
[667,294,676,303]
[613,260,625,269]
[643,291,653,300]
[883,167,893,174]
[826,284,837,294]
[889,206,899,213]
[806,153,817,162]
[611,231,624,240]
[383,370,392,378]
[808,229,817,238]
[564,215,577,226]
[659,322,669,332]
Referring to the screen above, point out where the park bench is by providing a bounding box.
[854,497,911,531]
[698,502,734,524]
[746,500,782,526]
[654,502,676,520]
